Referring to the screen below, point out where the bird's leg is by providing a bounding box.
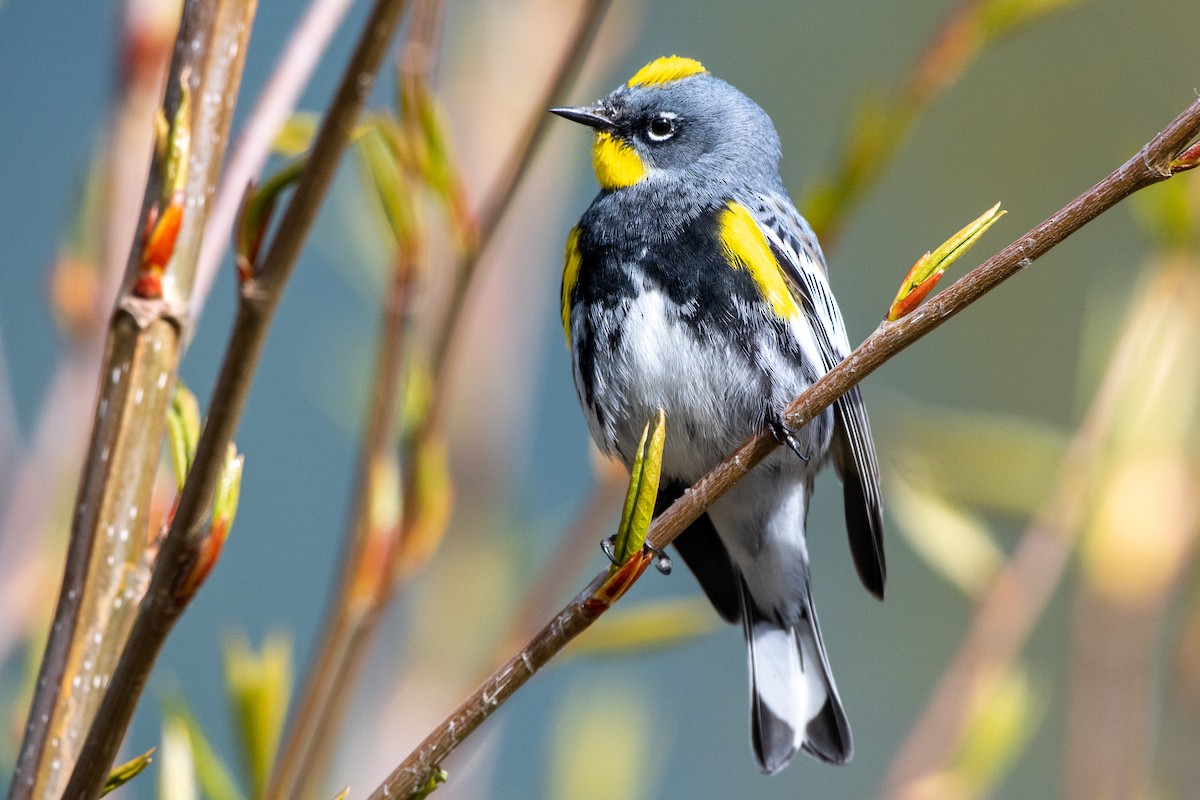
[769,412,809,461]
[600,535,619,564]
[645,541,673,574]
[601,536,673,574]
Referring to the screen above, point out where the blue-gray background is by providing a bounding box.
[1,1,1197,798]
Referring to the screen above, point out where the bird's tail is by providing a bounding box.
[740,578,852,773]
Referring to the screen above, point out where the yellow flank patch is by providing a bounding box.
[718,203,800,320]
[627,56,707,88]
[562,226,583,345]
[592,131,645,189]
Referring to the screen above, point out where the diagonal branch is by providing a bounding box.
[365,97,1200,799]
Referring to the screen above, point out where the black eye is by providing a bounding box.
[647,113,677,142]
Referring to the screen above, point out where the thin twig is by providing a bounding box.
[60,2,412,798]
[264,229,421,800]
[428,0,612,376]
[8,2,255,797]
[190,0,357,325]
[803,0,1074,244]
[268,4,613,792]
[886,261,1200,796]
[485,461,626,668]
[366,98,1200,799]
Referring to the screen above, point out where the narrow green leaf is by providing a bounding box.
[888,203,1004,320]
[548,686,657,800]
[167,382,200,490]
[213,445,244,535]
[236,156,308,277]
[162,697,247,800]
[925,202,1005,276]
[224,633,293,798]
[102,748,155,797]
[567,598,718,658]
[889,474,1003,598]
[359,118,419,251]
[159,716,197,800]
[950,666,1040,794]
[610,409,666,571]
[980,0,1081,37]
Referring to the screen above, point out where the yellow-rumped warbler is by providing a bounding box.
[552,56,884,774]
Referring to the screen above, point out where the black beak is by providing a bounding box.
[549,105,613,130]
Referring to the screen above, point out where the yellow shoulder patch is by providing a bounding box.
[562,226,583,345]
[717,203,800,320]
[592,131,645,189]
[627,56,707,88]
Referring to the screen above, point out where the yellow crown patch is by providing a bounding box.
[627,56,707,88]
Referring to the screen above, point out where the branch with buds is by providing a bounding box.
[367,96,1200,800]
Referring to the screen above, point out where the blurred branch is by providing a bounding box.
[1062,262,1200,799]
[191,0,357,324]
[263,122,424,800]
[885,255,1200,798]
[0,2,178,672]
[367,97,1200,799]
[802,0,1078,244]
[486,458,627,666]
[9,2,255,797]
[428,0,612,378]
[60,1,413,797]
[267,3,613,795]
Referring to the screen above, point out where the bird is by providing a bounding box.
[551,55,884,774]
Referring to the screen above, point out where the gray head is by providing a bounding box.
[552,56,783,194]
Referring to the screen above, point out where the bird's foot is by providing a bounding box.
[769,413,809,461]
[601,536,673,574]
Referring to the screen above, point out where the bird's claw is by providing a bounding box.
[601,536,672,574]
[601,535,618,564]
[769,413,809,462]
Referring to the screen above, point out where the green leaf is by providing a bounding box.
[159,716,197,800]
[273,112,320,156]
[1131,174,1197,250]
[980,0,1081,37]
[890,406,1068,516]
[567,598,718,658]
[547,686,658,800]
[213,445,244,536]
[889,474,1003,598]
[405,767,448,799]
[950,666,1040,794]
[167,382,201,489]
[224,633,293,798]
[162,697,247,800]
[359,117,418,252]
[610,409,666,572]
[236,156,307,278]
[888,203,1004,321]
[102,747,155,797]
[163,69,192,198]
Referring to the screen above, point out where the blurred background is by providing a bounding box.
[1,0,1199,798]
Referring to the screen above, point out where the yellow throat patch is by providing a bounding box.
[627,56,707,88]
[592,131,645,189]
[718,203,800,321]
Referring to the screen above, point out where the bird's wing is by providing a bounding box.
[749,194,886,599]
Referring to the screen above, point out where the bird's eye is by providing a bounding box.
[647,113,677,142]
